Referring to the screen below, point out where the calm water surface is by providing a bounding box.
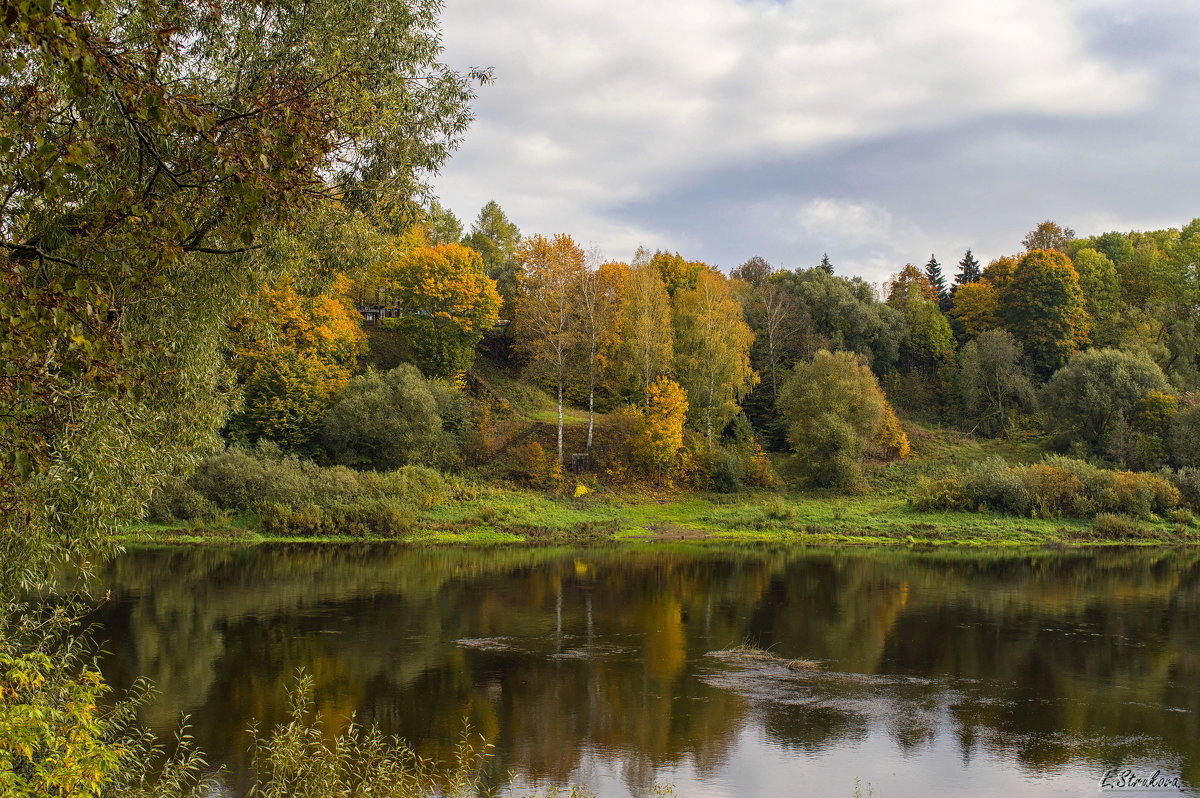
[88,545,1200,797]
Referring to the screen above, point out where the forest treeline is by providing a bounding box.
[211,203,1200,511]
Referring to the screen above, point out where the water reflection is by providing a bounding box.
[87,545,1200,797]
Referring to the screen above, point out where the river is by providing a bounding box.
[87,544,1200,797]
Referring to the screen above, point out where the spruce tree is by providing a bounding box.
[924,254,948,309]
[818,253,834,274]
[951,249,981,300]
[955,250,981,285]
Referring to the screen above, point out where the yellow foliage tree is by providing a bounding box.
[514,234,587,463]
[228,276,366,450]
[618,251,674,401]
[576,260,628,449]
[630,377,688,478]
[948,280,1001,341]
[672,268,758,441]
[382,243,501,377]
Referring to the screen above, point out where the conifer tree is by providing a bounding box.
[818,253,834,274]
[953,250,982,290]
[924,254,948,310]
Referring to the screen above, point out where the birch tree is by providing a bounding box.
[673,269,758,440]
[514,234,586,463]
[575,258,627,449]
[618,249,675,402]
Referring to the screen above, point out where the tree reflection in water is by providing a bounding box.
[82,545,1200,797]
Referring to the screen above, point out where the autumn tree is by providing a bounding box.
[673,269,759,441]
[618,251,675,401]
[630,377,689,478]
[732,256,772,288]
[886,264,940,305]
[575,260,627,449]
[227,278,367,451]
[383,244,501,378]
[515,234,587,463]
[1022,220,1075,253]
[464,201,523,312]
[948,281,1001,342]
[998,249,1090,376]
[651,250,704,295]
[981,255,1019,293]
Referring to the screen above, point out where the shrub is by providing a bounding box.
[1093,513,1149,539]
[963,457,1030,515]
[146,478,221,523]
[708,447,745,493]
[911,477,969,511]
[319,364,456,470]
[1168,467,1200,509]
[1022,464,1084,517]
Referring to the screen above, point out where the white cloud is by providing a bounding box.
[433,0,1155,263]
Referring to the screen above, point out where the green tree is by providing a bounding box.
[1093,231,1136,269]
[672,269,759,441]
[1070,248,1122,346]
[777,350,906,491]
[998,249,1090,376]
[958,330,1037,437]
[771,268,904,374]
[425,201,464,246]
[383,244,501,378]
[514,234,587,463]
[1042,348,1172,454]
[924,254,948,309]
[818,253,834,275]
[319,365,457,470]
[952,250,982,292]
[463,201,522,313]
[0,0,485,584]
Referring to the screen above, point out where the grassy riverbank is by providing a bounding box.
[122,418,1200,548]
[122,486,1199,548]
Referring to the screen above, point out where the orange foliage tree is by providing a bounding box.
[228,277,367,450]
[383,243,501,378]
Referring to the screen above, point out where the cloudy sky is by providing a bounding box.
[431,0,1199,285]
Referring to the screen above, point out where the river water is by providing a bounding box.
[88,544,1200,797]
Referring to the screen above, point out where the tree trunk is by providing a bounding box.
[557,381,564,463]
[587,388,594,450]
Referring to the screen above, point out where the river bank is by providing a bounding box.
[121,487,1200,547]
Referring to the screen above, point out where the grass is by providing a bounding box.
[122,483,1198,548]
[120,415,1200,548]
